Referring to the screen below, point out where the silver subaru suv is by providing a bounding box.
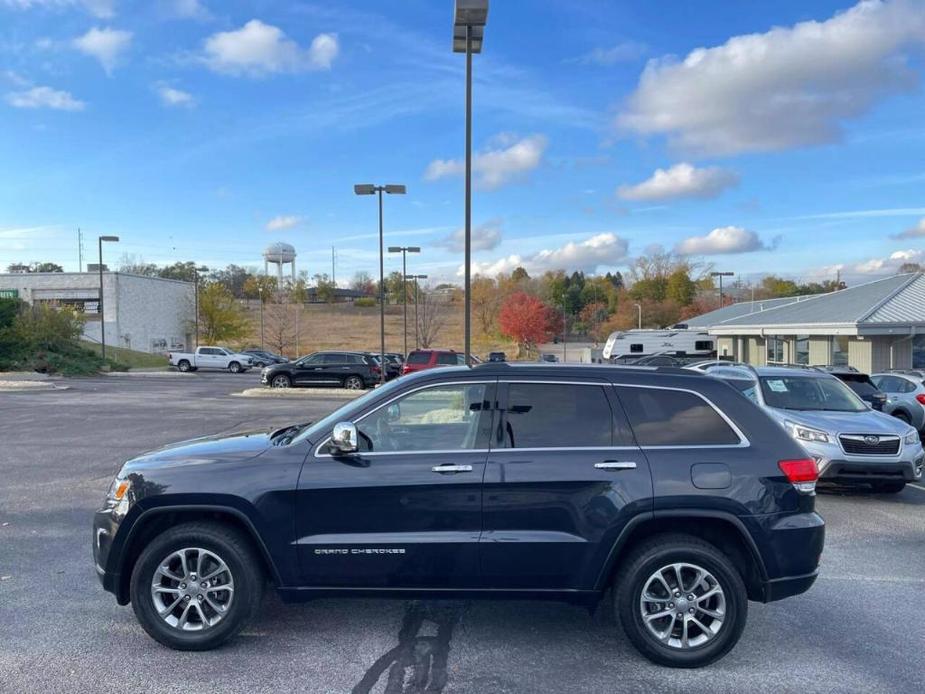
[709,365,924,493]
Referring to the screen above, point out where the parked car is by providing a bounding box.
[367,352,402,380]
[816,367,887,411]
[93,362,824,666]
[538,353,559,363]
[871,372,925,431]
[709,365,923,493]
[402,348,464,374]
[488,351,507,362]
[261,351,380,390]
[168,346,254,373]
[241,349,288,367]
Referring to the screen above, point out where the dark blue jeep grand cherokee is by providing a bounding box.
[93,363,824,667]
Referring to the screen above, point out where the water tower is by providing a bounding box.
[263,241,297,287]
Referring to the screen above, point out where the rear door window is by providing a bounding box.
[501,383,613,448]
[436,352,458,366]
[617,387,741,447]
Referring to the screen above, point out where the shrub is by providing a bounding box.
[354,297,377,308]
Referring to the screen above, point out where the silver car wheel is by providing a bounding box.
[271,375,290,388]
[150,547,234,632]
[639,562,726,649]
[344,376,364,390]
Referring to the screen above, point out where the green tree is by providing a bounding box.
[242,275,278,302]
[33,262,64,273]
[198,282,250,343]
[158,261,201,283]
[291,278,309,304]
[511,266,530,283]
[118,254,160,277]
[313,273,337,303]
[665,268,696,306]
[210,264,252,298]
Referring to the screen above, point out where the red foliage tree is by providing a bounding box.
[498,292,556,357]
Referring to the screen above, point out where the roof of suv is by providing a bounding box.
[469,361,696,378]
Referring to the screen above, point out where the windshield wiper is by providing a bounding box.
[270,422,311,444]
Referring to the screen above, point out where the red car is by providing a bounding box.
[402,349,465,374]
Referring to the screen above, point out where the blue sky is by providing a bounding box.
[1,0,924,286]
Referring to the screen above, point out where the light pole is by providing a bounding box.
[633,302,642,330]
[258,286,265,350]
[406,274,428,349]
[193,265,208,349]
[355,183,407,384]
[453,0,489,367]
[389,245,420,358]
[711,271,735,308]
[97,235,119,360]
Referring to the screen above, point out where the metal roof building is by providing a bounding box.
[686,273,925,373]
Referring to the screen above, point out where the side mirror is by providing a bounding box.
[331,421,358,454]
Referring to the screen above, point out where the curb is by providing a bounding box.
[232,387,364,399]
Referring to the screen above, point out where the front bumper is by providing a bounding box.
[93,507,129,603]
[800,439,924,483]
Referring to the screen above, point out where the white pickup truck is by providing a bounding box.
[168,346,254,373]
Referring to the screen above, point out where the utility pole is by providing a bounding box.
[711,271,735,308]
[331,246,336,287]
[389,246,421,358]
[97,235,119,360]
[77,228,85,272]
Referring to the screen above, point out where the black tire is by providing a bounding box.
[177,359,191,373]
[228,361,242,374]
[872,481,905,493]
[270,374,291,389]
[130,521,264,651]
[343,375,365,390]
[614,533,747,668]
[893,411,912,425]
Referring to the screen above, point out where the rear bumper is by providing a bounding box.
[761,570,819,602]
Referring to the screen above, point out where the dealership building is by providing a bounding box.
[686,273,925,373]
[0,272,195,354]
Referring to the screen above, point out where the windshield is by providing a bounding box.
[292,378,407,444]
[759,375,867,412]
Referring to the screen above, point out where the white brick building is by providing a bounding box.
[0,272,195,354]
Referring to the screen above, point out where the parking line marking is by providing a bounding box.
[907,483,925,493]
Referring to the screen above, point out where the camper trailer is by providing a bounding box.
[602,329,715,362]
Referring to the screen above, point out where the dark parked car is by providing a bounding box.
[402,348,465,374]
[488,351,507,362]
[242,349,288,367]
[261,351,380,390]
[367,351,402,380]
[816,367,887,411]
[94,363,824,667]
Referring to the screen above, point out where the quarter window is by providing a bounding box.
[356,383,491,452]
[436,352,458,365]
[501,383,613,448]
[406,352,429,365]
[617,387,741,447]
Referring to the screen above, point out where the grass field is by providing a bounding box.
[239,301,519,360]
[80,341,170,369]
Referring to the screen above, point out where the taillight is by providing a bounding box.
[915,394,925,406]
[778,458,818,494]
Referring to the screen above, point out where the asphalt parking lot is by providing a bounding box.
[1,373,924,694]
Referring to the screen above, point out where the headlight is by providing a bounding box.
[104,477,132,519]
[785,421,830,444]
[904,430,919,446]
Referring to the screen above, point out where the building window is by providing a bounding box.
[832,336,849,367]
[914,335,925,369]
[794,335,809,365]
[767,337,785,364]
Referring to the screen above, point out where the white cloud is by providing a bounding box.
[154,82,195,107]
[266,215,301,231]
[675,226,771,255]
[2,0,115,18]
[203,20,338,76]
[617,163,738,201]
[892,217,925,239]
[440,219,502,253]
[73,26,132,74]
[6,85,85,110]
[569,41,647,66]
[167,0,209,19]
[618,0,925,156]
[425,134,547,190]
[466,232,629,277]
[815,248,924,280]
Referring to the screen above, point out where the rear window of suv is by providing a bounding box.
[406,352,430,365]
[617,387,741,447]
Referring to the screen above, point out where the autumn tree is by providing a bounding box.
[665,268,696,306]
[313,273,337,303]
[242,275,278,303]
[471,275,500,335]
[416,290,447,348]
[351,271,375,296]
[262,295,296,356]
[498,292,555,357]
[198,282,249,343]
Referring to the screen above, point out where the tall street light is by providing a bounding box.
[257,286,265,350]
[711,271,735,308]
[193,265,208,349]
[388,245,420,358]
[453,0,488,366]
[355,183,407,384]
[97,235,119,360]
[633,302,642,330]
[406,274,428,349]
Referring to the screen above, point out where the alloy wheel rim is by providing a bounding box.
[272,376,289,388]
[345,377,362,390]
[150,547,234,632]
[639,562,726,649]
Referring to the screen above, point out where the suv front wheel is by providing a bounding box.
[614,533,747,668]
[130,522,264,651]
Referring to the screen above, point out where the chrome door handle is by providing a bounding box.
[594,461,637,470]
[431,464,473,474]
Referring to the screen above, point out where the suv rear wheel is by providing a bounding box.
[130,522,264,651]
[614,533,747,668]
